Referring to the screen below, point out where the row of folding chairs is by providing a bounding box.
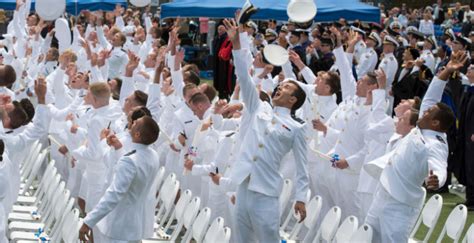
[409,192,472,243]
[7,141,82,243]
[142,170,232,243]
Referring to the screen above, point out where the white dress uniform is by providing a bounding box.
[231,48,309,243]
[0,104,51,215]
[71,104,122,213]
[420,49,436,75]
[378,52,398,113]
[353,39,367,64]
[329,46,371,221]
[365,76,450,243]
[0,155,11,243]
[356,47,378,78]
[84,143,160,243]
[357,89,395,220]
[107,47,129,79]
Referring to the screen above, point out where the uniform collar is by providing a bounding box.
[384,53,394,58]
[131,142,148,151]
[318,95,336,103]
[93,104,110,114]
[273,106,291,116]
[421,128,446,139]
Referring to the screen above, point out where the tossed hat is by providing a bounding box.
[36,0,65,21]
[384,35,399,48]
[237,0,258,24]
[130,0,151,7]
[280,25,289,33]
[55,18,72,53]
[368,32,382,48]
[287,0,317,23]
[263,44,289,66]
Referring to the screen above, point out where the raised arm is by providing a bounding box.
[331,28,356,99]
[224,18,260,114]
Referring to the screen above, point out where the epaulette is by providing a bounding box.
[124,150,136,156]
[291,114,305,124]
[436,135,446,144]
[184,120,193,124]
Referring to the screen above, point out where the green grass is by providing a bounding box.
[413,191,473,242]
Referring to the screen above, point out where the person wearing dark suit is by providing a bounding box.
[455,65,474,210]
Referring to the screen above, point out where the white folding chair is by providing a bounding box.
[280,189,312,234]
[462,223,474,243]
[154,173,179,230]
[308,206,341,242]
[333,215,359,243]
[20,149,48,196]
[409,194,443,243]
[203,217,225,243]
[186,207,211,243]
[436,204,468,243]
[285,195,322,241]
[151,166,166,207]
[349,224,373,243]
[279,179,293,218]
[173,196,201,242]
[162,189,193,232]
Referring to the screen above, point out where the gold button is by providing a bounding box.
[271,120,276,125]
[253,156,257,162]
[341,129,345,132]
[258,144,263,148]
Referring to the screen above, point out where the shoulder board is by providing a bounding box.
[5,130,13,134]
[389,57,394,61]
[121,49,126,53]
[184,120,193,124]
[291,114,305,124]
[124,150,136,156]
[436,135,446,144]
[225,131,236,137]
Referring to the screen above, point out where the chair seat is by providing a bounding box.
[12,205,38,213]
[9,221,45,232]
[10,231,46,241]
[15,196,37,205]
[8,212,40,222]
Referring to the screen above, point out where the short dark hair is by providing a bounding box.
[183,83,198,97]
[185,70,201,85]
[19,99,35,124]
[202,85,217,102]
[133,90,148,106]
[138,116,160,145]
[287,80,307,111]
[325,71,341,94]
[409,109,419,126]
[1,65,17,86]
[111,78,122,100]
[131,106,151,122]
[9,101,28,129]
[190,92,210,105]
[366,71,378,85]
[433,102,455,132]
[413,96,422,111]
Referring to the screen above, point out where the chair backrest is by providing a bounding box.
[203,217,225,243]
[437,204,468,243]
[462,223,474,243]
[410,193,443,241]
[62,209,81,243]
[280,189,312,232]
[289,195,322,240]
[21,149,47,195]
[223,227,231,243]
[349,224,373,243]
[183,197,201,229]
[318,206,341,241]
[279,179,293,217]
[192,207,212,243]
[333,215,359,243]
[176,189,193,222]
